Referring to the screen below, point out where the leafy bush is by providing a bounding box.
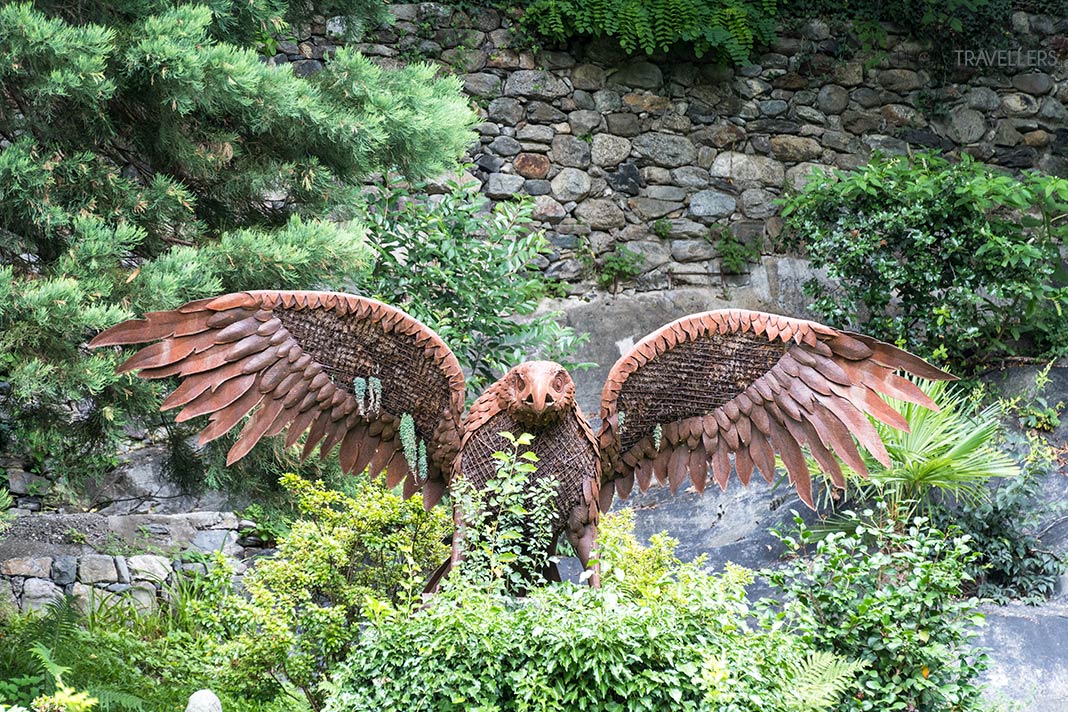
[717,231,761,275]
[765,516,988,712]
[358,176,589,397]
[780,152,1068,370]
[801,377,1063,604]
[780,0,1013,58]
[0,468,449,712]
[0,594,291,712]
[326,510,863,712]
[0,0,474,490]
[595,244,644,291]
[0,489,12,540]
[208,474,449,710]
[521,0,779,64]
[931,430,1065,604]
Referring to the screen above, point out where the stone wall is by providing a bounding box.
[0,510,270,614]
[270,5,1068,293]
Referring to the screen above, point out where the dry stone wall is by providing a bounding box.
[0,508,272,614]
[272,5,1068,294]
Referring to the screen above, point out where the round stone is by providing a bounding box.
[946,108,987,144]
[816,84,849,114]
[631,133,697,168]
[591,134,632,167]
[689,190,737,218]
[514,153,551,179]
[550,168,592,202]
[574,199,626,230]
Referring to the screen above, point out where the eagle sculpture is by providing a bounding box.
[90,290,952,587]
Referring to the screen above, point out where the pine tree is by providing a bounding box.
[0,1,476,492]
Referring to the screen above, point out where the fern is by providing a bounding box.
[30,643,71,689]
[89,689,145,712]
[783,651,867,712]
[521,0,779,65]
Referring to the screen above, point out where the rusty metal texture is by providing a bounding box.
[596,309,954,510]
[90,290,466,510]
[93,296,953,586]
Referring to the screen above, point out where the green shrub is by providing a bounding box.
[358,176,589,397]
[0,595,291,712]
[0,469,449,712]
[208,473,449,710]
[326,510,863,712]
[765,516,988,712]
[521,0,779,64]
[930,430,1065,604]
[717,231,761,275]
[450,432,560,592]
[798,377,1063,604]
[780,152,1068,370]
[596,244,644,291]
[780,0,1012,58]
[811,378,1019,525]
[0,489,12,540]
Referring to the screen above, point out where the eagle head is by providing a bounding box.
[504,361,575,425]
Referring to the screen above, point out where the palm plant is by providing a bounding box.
[816,378,1019,527]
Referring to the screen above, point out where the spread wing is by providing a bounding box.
[89,290,466,508]
[596,309,954,510]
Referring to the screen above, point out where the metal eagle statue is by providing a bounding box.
[90,290,953,587]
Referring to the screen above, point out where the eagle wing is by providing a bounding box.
[596,309,954,510]
[89,290,466,508]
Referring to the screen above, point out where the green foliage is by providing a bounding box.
[22,645,100,712]
[717,231,761,274]
[326,510,862,712]
[0,0,475,491]
[765,516,988,712]
[596,244,644,291]
[236,502,290,545]
[521,0,779,65]
[780,152,1068,370]
[815,379,1019,525]
[799,377,1062,603]
[0,593,286,712]
[358,175,590,397]
[930,430,1065,604]
[1,470,448,712]
[208,473,449,711]
[451,432,559,591]
[780,0,1012,59]
[999,361,1065,433]
[0,489,12,540]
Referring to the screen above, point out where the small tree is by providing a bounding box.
[359,177,589,397]
[0,1,477,488]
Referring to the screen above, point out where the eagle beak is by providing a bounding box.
[525,381,557,414]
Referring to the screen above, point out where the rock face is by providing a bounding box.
[0,510,260,614]
[977,603,1068,711]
